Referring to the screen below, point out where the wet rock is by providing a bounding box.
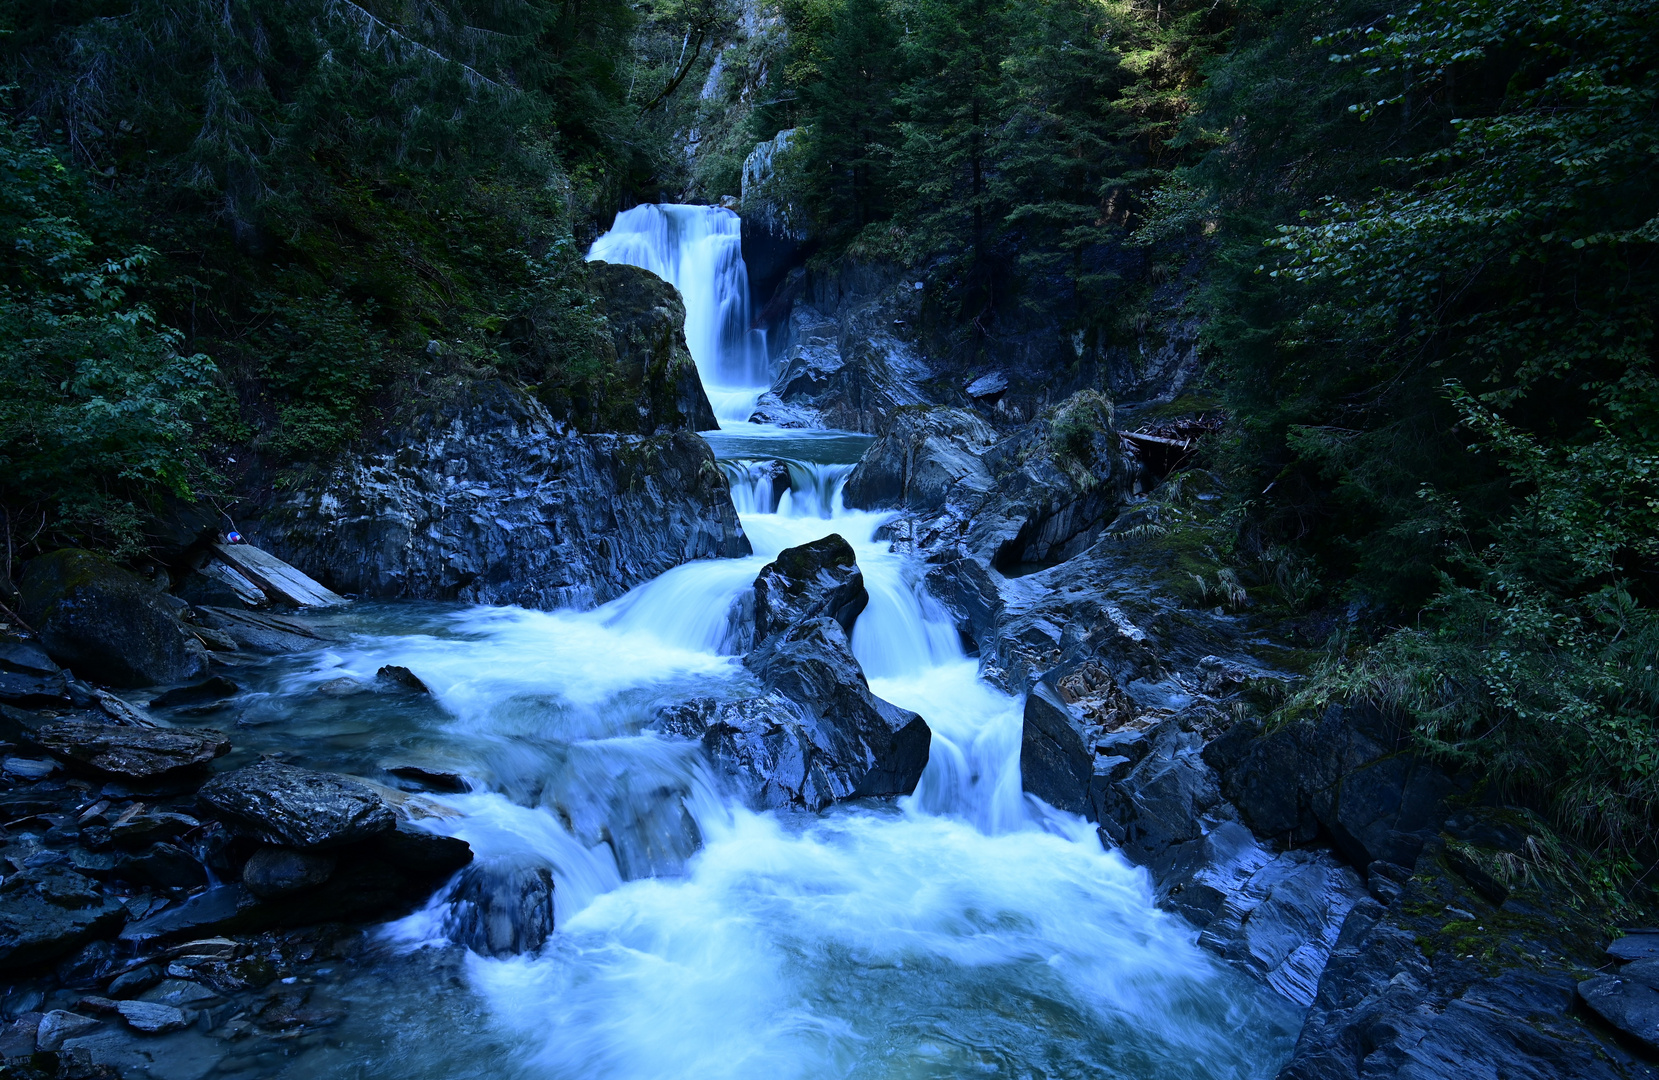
[0,637,72,707]
[4,756,59,779]
[314,677,370,697]
[113,999,186,1034]
[1579,968,1659,1052]
[385,764,466,792]
[375,666,430,694]
[110,810,199,849]
[752,534,868,647]
[242,380,749,611]
[197,762,395,849]
[0,866,127,971]
[18,550,206,688]
[114,843,206,889]
[1283,821,1648,1080]
[34,721,231,780]
[442,861,556,957]
[843,407,995,512]
[148,677,240,710]
[738,617,931,805]
[373,821,474,878]
[1194,847,1369,1006]
[57,940,120,987]
[756,300,930,433]
[1096,720,1224,864]
[37,1009,99,1051]
[107,964,162,998]
[240,847,336,898]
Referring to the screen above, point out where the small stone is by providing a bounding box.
[3,756,59,779]
[315,677,370,697]
[0,1013,42,1057]
[114,998,188,1034]
[36,1009,99,1051]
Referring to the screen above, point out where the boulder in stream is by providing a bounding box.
[197,762,395,848]
[752,534,867,646]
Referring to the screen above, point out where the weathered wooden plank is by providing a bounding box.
[211,544,346,607]
[199,559,268,608]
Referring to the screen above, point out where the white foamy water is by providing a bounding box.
[258,207,1303,1078]
[587,204,772,423]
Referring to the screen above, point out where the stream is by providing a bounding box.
[157,204,1304,1079]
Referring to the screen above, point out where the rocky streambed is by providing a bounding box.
[0,206,1654,1080]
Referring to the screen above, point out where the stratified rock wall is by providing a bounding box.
[245,380,748,610]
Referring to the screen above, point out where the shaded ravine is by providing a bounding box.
[171,205,1307,1078]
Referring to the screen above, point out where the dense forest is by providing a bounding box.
[2,0,1655,892]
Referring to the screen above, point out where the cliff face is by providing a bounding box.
[245,380,748,610]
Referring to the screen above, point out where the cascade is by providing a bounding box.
[220,205,1304,1079]
[587,204,773,423]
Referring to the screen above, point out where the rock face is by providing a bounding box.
[1281,813,1652,1080]
[582,261,719,433]
[846,393,1127,570]
[19,550,206,688]
[842,407,995,512]
[751,266,931,431]
[1206,703,1460,870]
[35,721,231,780]
[241,847,337,899]
[245,380,749,610]
[197,762,396,848]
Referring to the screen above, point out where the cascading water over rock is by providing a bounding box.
[208,204,1308,1080]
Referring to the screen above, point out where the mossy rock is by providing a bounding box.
[19,549,205,688]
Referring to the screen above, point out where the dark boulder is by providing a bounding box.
[242,380,749,611]
[374,665,429,694]
[0,866,127,972]
[19,550,206,688]
[197,762,395,849]
[441,861,556,957]
[34,721,230,780]
[241,847,336,899]
[752,534,868,646]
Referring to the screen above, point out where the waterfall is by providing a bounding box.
[258,202,1306,1080]
[587,204,772,424]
